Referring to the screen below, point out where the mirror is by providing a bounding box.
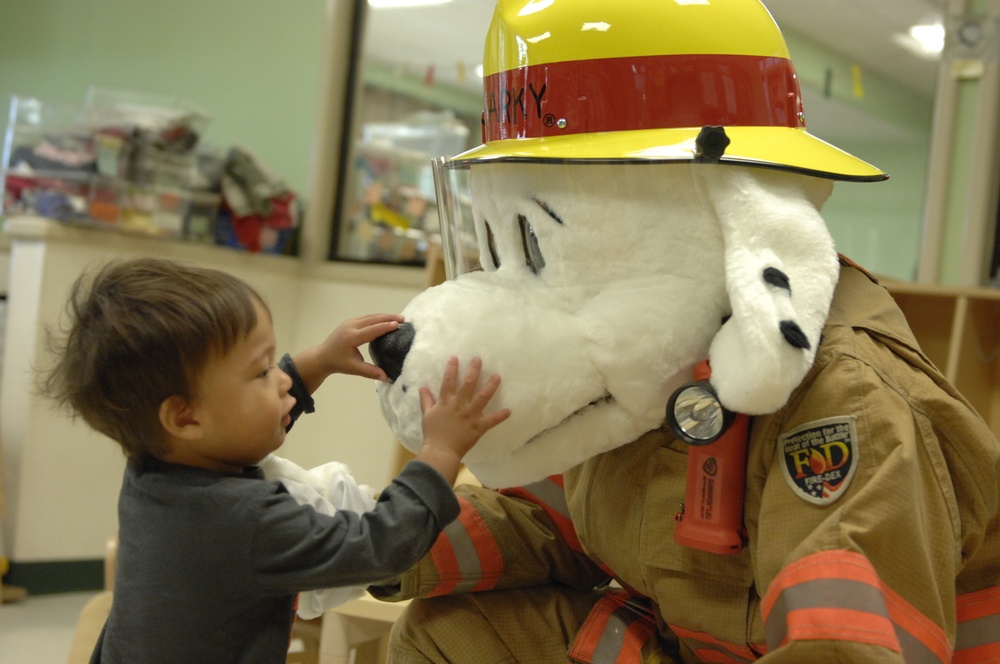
[328,0,490,266]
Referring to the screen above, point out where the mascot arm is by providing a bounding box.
[749,324,1000,663]
[369,480,609,601]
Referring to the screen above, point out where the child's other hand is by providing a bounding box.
[320,313,404,381]
[415,357,510,482]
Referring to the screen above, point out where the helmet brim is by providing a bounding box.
[449,126,887,182]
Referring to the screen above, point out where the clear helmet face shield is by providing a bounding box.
[432,156,482,280]
[432,156,626,283]
[432,155,653,282]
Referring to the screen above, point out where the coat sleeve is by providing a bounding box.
[370,476,609,601]
[747,328,1000,663]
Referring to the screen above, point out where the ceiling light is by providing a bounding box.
[910,22,945,53]
[893,18,944,60]
[367,0,453,8]
[910,21,944,53]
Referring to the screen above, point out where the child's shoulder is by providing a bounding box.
[127,460,280,499]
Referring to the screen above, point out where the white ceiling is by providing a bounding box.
[363,0,945,138]
[762,0,943,97]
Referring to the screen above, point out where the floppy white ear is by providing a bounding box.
[693,165,839,415]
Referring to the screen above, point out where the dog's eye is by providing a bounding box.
[484,221,501,269]
[518,215,545,274]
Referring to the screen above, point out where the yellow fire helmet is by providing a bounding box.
[451,0,887,182]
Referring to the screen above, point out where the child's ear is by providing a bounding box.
[159,395,201,440]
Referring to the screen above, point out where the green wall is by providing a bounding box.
[823,139,930,281]
[0,0,327,200]
[781,32,934,281]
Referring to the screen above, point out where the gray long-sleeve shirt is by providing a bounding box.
[91,354,458,662]
[92,458,456,663]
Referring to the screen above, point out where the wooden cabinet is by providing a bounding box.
[883,279,1000,437]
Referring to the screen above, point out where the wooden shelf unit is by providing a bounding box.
[883,279,1000,437]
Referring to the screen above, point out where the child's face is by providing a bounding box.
[173,300,296,473]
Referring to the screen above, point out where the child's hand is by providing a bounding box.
[291,314,404,393]
[415,356,510,484]
[321,313,405,381]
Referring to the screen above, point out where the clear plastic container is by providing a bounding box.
[3,92,217,234]
[2,96,99,220]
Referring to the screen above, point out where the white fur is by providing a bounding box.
[694,166,838,414]
[375,163,838,488]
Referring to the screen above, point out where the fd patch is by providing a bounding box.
[779,416,858,506]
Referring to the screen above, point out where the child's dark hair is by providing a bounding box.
[41,257,268,466]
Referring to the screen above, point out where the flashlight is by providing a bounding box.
[670,360,748,554]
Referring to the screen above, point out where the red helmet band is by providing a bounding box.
[483,53,805,142]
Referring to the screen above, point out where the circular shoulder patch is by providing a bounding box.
[778,416,859,506]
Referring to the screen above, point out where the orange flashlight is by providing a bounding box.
[670,360,749,555]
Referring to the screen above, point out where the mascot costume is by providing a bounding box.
[367,1,1000,662]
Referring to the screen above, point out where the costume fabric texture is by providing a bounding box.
[90,355,458,664]
[375,264,1000,663]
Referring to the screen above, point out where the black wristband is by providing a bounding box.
[280,353,316,415]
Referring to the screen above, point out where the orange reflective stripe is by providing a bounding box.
[957,586,1000,621]
[569,591,657,664]
[500,475,584,553]
[456,496,504,592]
[427,496,503,595]
[763,550,951,663]
[954,586,1000,663]
[427,528,460,596]
[954,643,1000,664]
[761,549,879,619]
[882,582,953,664]
[784,607,898,649]
[569,599,610,661]
[668,624,758,663]
[695,653,748,664]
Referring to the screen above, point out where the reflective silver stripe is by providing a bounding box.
[765,578,945,664]
[765,578,890,648]
[589,607,632,663]
[573,593,660,664]
[957,612,1000,652]
[440,518,483,592]
[521,477,570,518]
[894,629,946,664]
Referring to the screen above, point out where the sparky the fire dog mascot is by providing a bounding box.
[367,1,1000,662]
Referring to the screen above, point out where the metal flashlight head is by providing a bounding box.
[667,377,735,446]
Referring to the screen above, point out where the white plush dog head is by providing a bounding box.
[372,161,838,488]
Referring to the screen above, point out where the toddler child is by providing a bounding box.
[41,256,509,663]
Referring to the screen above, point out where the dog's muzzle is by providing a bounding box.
[369,322,415,382]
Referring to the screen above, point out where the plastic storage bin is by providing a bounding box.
[2,96,99,222]
[3,92,219,239]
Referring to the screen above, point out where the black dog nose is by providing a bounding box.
[369,322,415,382]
